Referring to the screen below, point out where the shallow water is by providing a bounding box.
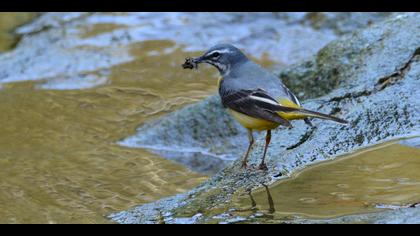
[0,40,220,223]
[226,141,420,223]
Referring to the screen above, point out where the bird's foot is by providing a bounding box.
[241,161,268,171]
[241,161,248,169]
[241,161,256,171]
[258,162,268,171]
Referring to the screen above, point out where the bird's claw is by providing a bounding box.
[241,161,248,169]
[258,163,268,171]
[241,162,268,172]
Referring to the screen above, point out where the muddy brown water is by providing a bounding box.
[0,38,218,223]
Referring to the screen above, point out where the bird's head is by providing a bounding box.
[182,44,248,75]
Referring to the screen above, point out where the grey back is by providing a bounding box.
[223,60,290,100]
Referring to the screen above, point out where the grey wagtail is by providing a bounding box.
[183,44,348,171]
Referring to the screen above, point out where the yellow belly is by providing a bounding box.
[228,109,279,131]
[226,98,307,131]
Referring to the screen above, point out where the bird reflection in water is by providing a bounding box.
[236,183,276,217]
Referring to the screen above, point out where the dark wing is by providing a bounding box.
[221,88,292,128]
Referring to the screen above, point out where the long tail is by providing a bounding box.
[298,108,348,124]
[278,107,349,124]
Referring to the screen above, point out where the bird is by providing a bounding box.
[182,44,348,171]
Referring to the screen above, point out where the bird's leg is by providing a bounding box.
[259,130,271,171]
[242,129,254,168]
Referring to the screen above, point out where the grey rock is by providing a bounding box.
[110,13,420,224]
[118,96,247,175]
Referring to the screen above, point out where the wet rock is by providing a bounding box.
[110,13,420,224]
[0,13,133,89]
[399,137,420,148]
[118,96,247,174]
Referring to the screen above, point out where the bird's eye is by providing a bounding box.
[211,52,220,58]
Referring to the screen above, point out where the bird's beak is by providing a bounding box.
[192,55,205,64]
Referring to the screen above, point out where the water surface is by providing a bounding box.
[225,141,420,223]
[0,40,217,223]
